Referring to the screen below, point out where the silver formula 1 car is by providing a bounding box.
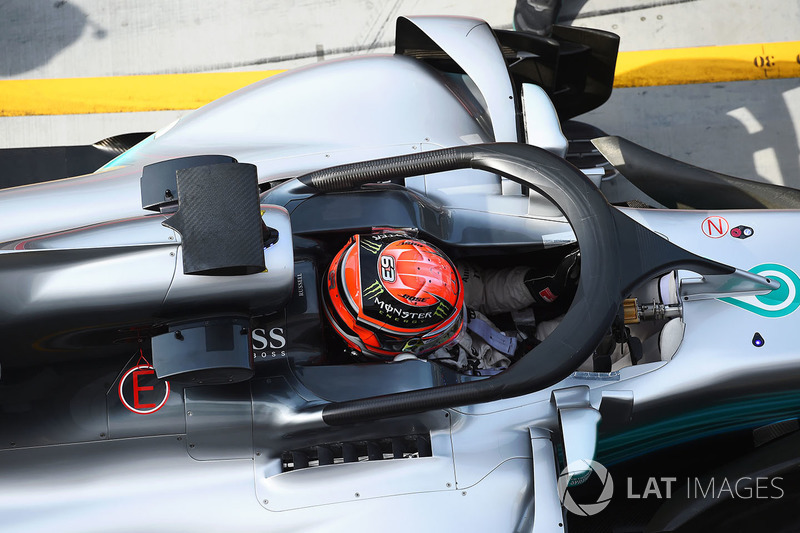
[2,15,800,533]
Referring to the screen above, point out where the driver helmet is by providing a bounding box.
[324,232,464,360]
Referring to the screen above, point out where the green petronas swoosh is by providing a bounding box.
[718,263,800,318]
[597,390,800,465]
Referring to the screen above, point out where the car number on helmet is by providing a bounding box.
[380,255,396,282]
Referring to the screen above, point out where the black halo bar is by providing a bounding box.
[298,143,732,426]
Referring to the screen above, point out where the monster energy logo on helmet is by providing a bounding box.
[433,302,450,319]
[402,338,425,352]
[361,239,382,255]
[362,280,385,300]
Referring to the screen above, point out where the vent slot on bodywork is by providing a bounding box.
[281,434,432,472]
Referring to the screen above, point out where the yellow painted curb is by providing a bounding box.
[0,71,284,117]
[614,41,800,88]
[1,42,798,117]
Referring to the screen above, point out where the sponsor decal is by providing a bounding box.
[360,239,382,254]
[701,216,729,238]
[538,287,558,303]
[362,280,385,300]
[718,263,800,318]
[372,297,434,321]
[118,363,170,415]
[400,293,429,303]
[432,301,451,319]
[252,327,287,359]
[401,338,424,353]
[730,225,754,239]
[252,327,286,350]
[370,232,407,241]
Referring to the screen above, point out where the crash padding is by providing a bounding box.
[163,162,266,276]
[140,154,236,211]
[152,318,254,384]
[252,259,323,368]
[593,136,800,209]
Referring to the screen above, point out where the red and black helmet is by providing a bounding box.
[323,232,464,359]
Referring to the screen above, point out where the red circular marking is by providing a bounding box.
[730,227,742,238]
[701,216,729,239]
[118,365,170,415]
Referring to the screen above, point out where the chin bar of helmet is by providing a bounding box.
[297,143,734,427]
